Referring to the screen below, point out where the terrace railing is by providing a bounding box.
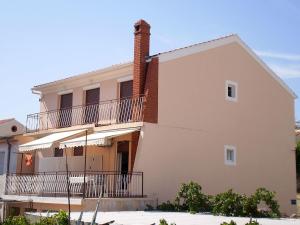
[5,171,143,198]
[26,96,145,133]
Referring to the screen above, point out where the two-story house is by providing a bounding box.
[2,20,297,216]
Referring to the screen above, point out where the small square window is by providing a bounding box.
[73,146,83,156]
[225,81,238,102]
[54,148,63,157]
[224,145,236,166]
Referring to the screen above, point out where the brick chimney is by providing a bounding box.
[133,19,151,97]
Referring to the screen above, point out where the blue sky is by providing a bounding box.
[0,0,300,124]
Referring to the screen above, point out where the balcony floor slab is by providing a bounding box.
[2,195,82,205]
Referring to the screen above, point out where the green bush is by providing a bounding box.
[159,219,176,225]
[220,220,237,225]
[34,216,56,225]
[213,188,280,218]
[174,181,212,213]
[244,188,280,218]
[156,181,281,218]
[212,189,246,216]
[2,216,29,225]
[0,211,68,225]
[245,218,260,225]
[53,211,68,225]
[157,201,176,211]
[33,211,68,225]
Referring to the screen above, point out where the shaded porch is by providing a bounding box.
[7,128,143,199]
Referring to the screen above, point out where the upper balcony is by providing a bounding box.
[26,96,145,133]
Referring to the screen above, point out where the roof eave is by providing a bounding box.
[32,61,133,92]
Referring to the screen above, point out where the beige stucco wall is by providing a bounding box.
[134,43,296,215]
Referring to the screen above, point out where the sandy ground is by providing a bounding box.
[30,211,300,225]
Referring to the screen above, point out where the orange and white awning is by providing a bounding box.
[19,129,86,152]
[59,128,139,149]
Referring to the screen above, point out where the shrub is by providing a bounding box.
[53,211,68,225]
[174,181,211,213]
[212,189,246,216]
[156,181,281,218]
[157,201,176,211]
[245,218,260,225]
[2,216,29,225]
[145,204,154,211]
[159,219,176,225]
[33,211,68,225]
[34,216,56,225]
[220,220,237,225]
[244,188,280,218]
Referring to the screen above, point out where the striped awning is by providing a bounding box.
[59,128,139,149]
[19,129,86,152]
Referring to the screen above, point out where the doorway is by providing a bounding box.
[59,93,73,128]
[117,141,129,173]
[84,88,100,124]
[119,80,133,123]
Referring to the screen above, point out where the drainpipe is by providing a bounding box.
[5,139,11,174]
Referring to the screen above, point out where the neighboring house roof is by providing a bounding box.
[0,118,14,125]
[0,118,25,138]
[32,34,297,98]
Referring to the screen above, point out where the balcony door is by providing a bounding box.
[84,88,100,124]
[117,141,129,173]
[59,93,73,128]
[119,80,133,123]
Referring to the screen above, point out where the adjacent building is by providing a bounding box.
[2,20,297,215]
[0,118,32,220]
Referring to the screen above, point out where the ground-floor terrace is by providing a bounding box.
[1,124,153,217]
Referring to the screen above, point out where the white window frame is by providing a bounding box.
[225,80,238,102]
[83,83,100,91]
[117,75,133,83]
[224,145,236,166]
[57,89,73,95]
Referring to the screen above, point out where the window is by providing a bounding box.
[224,145,236,166]
[54,148,63,157]
[73,146,84,156]
[225,80,238,102]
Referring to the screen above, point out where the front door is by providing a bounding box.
[59,93,73,128]
[117,141,129,173]
[119,80,133,123]
[117,141,129,193]
[85,88,100,124]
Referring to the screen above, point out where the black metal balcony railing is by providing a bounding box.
[6,171,143,198]
[26,96,145,133]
